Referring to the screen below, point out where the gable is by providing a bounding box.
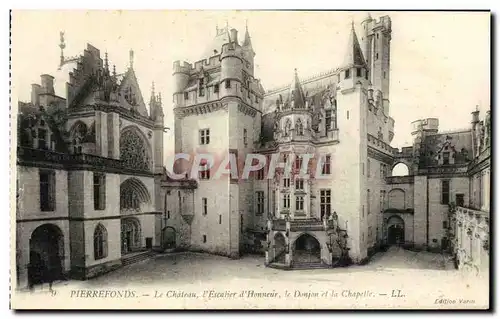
[118,69,148,117]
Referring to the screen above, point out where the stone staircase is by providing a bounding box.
[121,250,157,267]
[291,262,328,270]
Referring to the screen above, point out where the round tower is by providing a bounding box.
[172,61,191,105]
[219,41,243,99]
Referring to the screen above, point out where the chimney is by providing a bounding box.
[40,74,55,95]
[230,28,238,45]
[31,83,41,106]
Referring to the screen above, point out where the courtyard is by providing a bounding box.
[16,247,489,309]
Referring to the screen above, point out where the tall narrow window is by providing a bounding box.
[202,197,208,215]
[295,155,303,170]
[356,68,362,77]
[199,129,210,145]
[184,92,189,100]
[225,79,231,89]
[367,189,371,214]
[365,70,369,80]
[243,129,248,146]
[295,178,304,191]
[441,180,450,204]
[256,168,265,180]
[443,152,450,165]
[93,173,106,210]
[214,84,219,93]
[199,161,210,180]
[456,194,465,207]
[345,69,351,79]
[283,194,290,209]
[198,78,205,97]
[325,110,332,131]
[320,189,331,220]
[219,214,222,224]
[203,235,207,243]
[322,155,331,175]
[93,224,108,260]
[39,170,55,211]
[295,196,304,211]
[256,191,264,216]
[38,128,48,150]
[283,178,291,188]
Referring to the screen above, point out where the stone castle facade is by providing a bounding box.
[15,14,490,288]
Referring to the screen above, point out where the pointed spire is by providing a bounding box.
[342,22,366,67]
[129,49,134,69]
[112,64,116,78]
[150,81,156,104]
[59,31,66,68]
[104,51,109,71]
[289,68,306,109]
[158,92,162,106]
[242,20,253,48]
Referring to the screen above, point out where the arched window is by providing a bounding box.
[120,128,151,171]
[296,119,304,136]
[94,224,108,260]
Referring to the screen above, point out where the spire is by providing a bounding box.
[362,12,372,23]
[129,49,134,69]
[112,64,116,79]
[342,22,366,67]
[104,51,109,71]
[150,81,156,105]
[289,68,306,109]
[58,31,66,68]
[242,20,253,48]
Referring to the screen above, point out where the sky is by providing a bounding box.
[11,10,490,150]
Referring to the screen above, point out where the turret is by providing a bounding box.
[360,12,373,67]
[172,60,192,106]
[219,32,243,99]
[40,74,55,95]
[338,22,369,91]
[362,15,392,115]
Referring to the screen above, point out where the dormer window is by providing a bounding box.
[443,152,450,165]
[345,69,351,79]
[37,128,48,150]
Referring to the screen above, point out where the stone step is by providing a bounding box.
[122,250,156,267]
[291,262,329,270]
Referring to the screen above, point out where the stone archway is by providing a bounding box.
[386,215,405,245]
[273,232,286,263]
[293,233,321,264]
[28,224,64,287]
[121,217,142,254]
[163,226,176,249]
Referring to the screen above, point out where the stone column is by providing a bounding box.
[285,220,291,267]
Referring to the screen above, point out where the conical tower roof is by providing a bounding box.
[289,68,306,109]
[342,22,366,67]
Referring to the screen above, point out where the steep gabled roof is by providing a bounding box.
[342,22,366,67]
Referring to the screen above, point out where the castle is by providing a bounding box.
[15,13,490,288]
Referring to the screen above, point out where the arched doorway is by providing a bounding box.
[293,233,321,264]
[273,232,286,263]
[28,224,64,287]
[121,218,141,254]
[386,215,405,245]
[163,227,176,249]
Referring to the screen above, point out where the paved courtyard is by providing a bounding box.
[17,247,489,309]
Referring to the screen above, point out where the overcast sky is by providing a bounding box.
[11,10,490,149]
